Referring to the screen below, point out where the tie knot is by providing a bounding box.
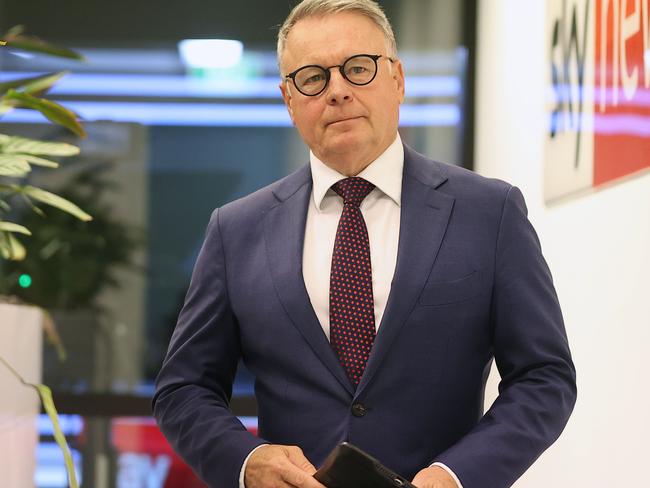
[332,177,375,207]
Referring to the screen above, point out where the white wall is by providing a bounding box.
[476,1,650,486]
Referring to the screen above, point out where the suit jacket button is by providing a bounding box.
[352,403,367,417]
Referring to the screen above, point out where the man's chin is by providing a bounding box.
[321,130,368,153]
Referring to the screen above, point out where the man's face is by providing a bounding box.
[280,11,405,172]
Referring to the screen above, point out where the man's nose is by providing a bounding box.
[326,69,353,104]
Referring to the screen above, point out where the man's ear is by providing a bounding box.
[280,81,296,124]
[392,59,406,104]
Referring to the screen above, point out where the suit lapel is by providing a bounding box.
[264,165,354,396]
[356,146,455,397]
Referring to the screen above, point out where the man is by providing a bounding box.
[153,1,577,487]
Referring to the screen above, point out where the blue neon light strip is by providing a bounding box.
[0,72,460,99]
[35,443,82,487]
[37,414,84,436]
[594,114,650,136]
[0,101,460,127]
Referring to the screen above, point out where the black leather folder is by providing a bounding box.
[314,442,416,488]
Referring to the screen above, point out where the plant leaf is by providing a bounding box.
[4,90,86,138]
[0,72,67,96]
[21,186,92,221]
[15,154,59,168]
[0,102,15,115]
[16,192,46,218]
[3,29,84,61]
[35,384,79,488]
[5,25,25,37]
[42,310,67,362]
[0,154,30,176]
[0,221,31,235]
[0,355,79,488]
[0,231,26,260]
[1,135,80,157]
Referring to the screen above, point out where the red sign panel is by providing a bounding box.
[111,417,259,488]
[594,0,650,186]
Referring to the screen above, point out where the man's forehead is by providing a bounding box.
[281,12,387,68]
[289,12,382,42]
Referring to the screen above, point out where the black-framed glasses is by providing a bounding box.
[285,54,395,97]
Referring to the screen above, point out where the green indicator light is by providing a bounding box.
[18,274,32,288]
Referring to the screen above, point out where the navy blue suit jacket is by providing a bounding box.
[153,145,576,488]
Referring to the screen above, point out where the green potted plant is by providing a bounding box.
[3,161,143,395]
[0,26,92,488]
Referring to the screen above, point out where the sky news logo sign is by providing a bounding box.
[546,0,650,202]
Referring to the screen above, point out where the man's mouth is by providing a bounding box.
[327,116,363,126]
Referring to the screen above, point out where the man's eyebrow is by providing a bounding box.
[296,53,368,67]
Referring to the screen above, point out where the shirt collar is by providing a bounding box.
[309,134,404,211]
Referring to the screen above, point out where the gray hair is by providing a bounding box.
[277,0,397,70]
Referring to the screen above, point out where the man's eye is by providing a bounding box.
[303,73,325,85]
[348,66,368,74]
[305,75,323,84]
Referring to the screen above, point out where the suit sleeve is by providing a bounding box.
[434,186,577,488]
[152,208,267,487]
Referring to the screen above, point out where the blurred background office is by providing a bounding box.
[0,0,648,487]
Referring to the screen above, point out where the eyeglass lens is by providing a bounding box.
[294,55,378,95]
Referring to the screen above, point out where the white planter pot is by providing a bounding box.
[0,303,43,488]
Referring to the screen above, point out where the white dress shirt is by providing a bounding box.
[239,135,462,488]
[302,134,403,337]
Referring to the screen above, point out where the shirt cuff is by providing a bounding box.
[431,462,463,488]
[239,444,269,488]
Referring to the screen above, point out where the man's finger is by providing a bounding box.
[280,447,326,487]
[284,446,317,474]
[279,464,326,487]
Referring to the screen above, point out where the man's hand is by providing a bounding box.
[412,465,459,488]
[244,444,327,488]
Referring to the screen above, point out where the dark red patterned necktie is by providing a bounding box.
[329,177,376,386]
